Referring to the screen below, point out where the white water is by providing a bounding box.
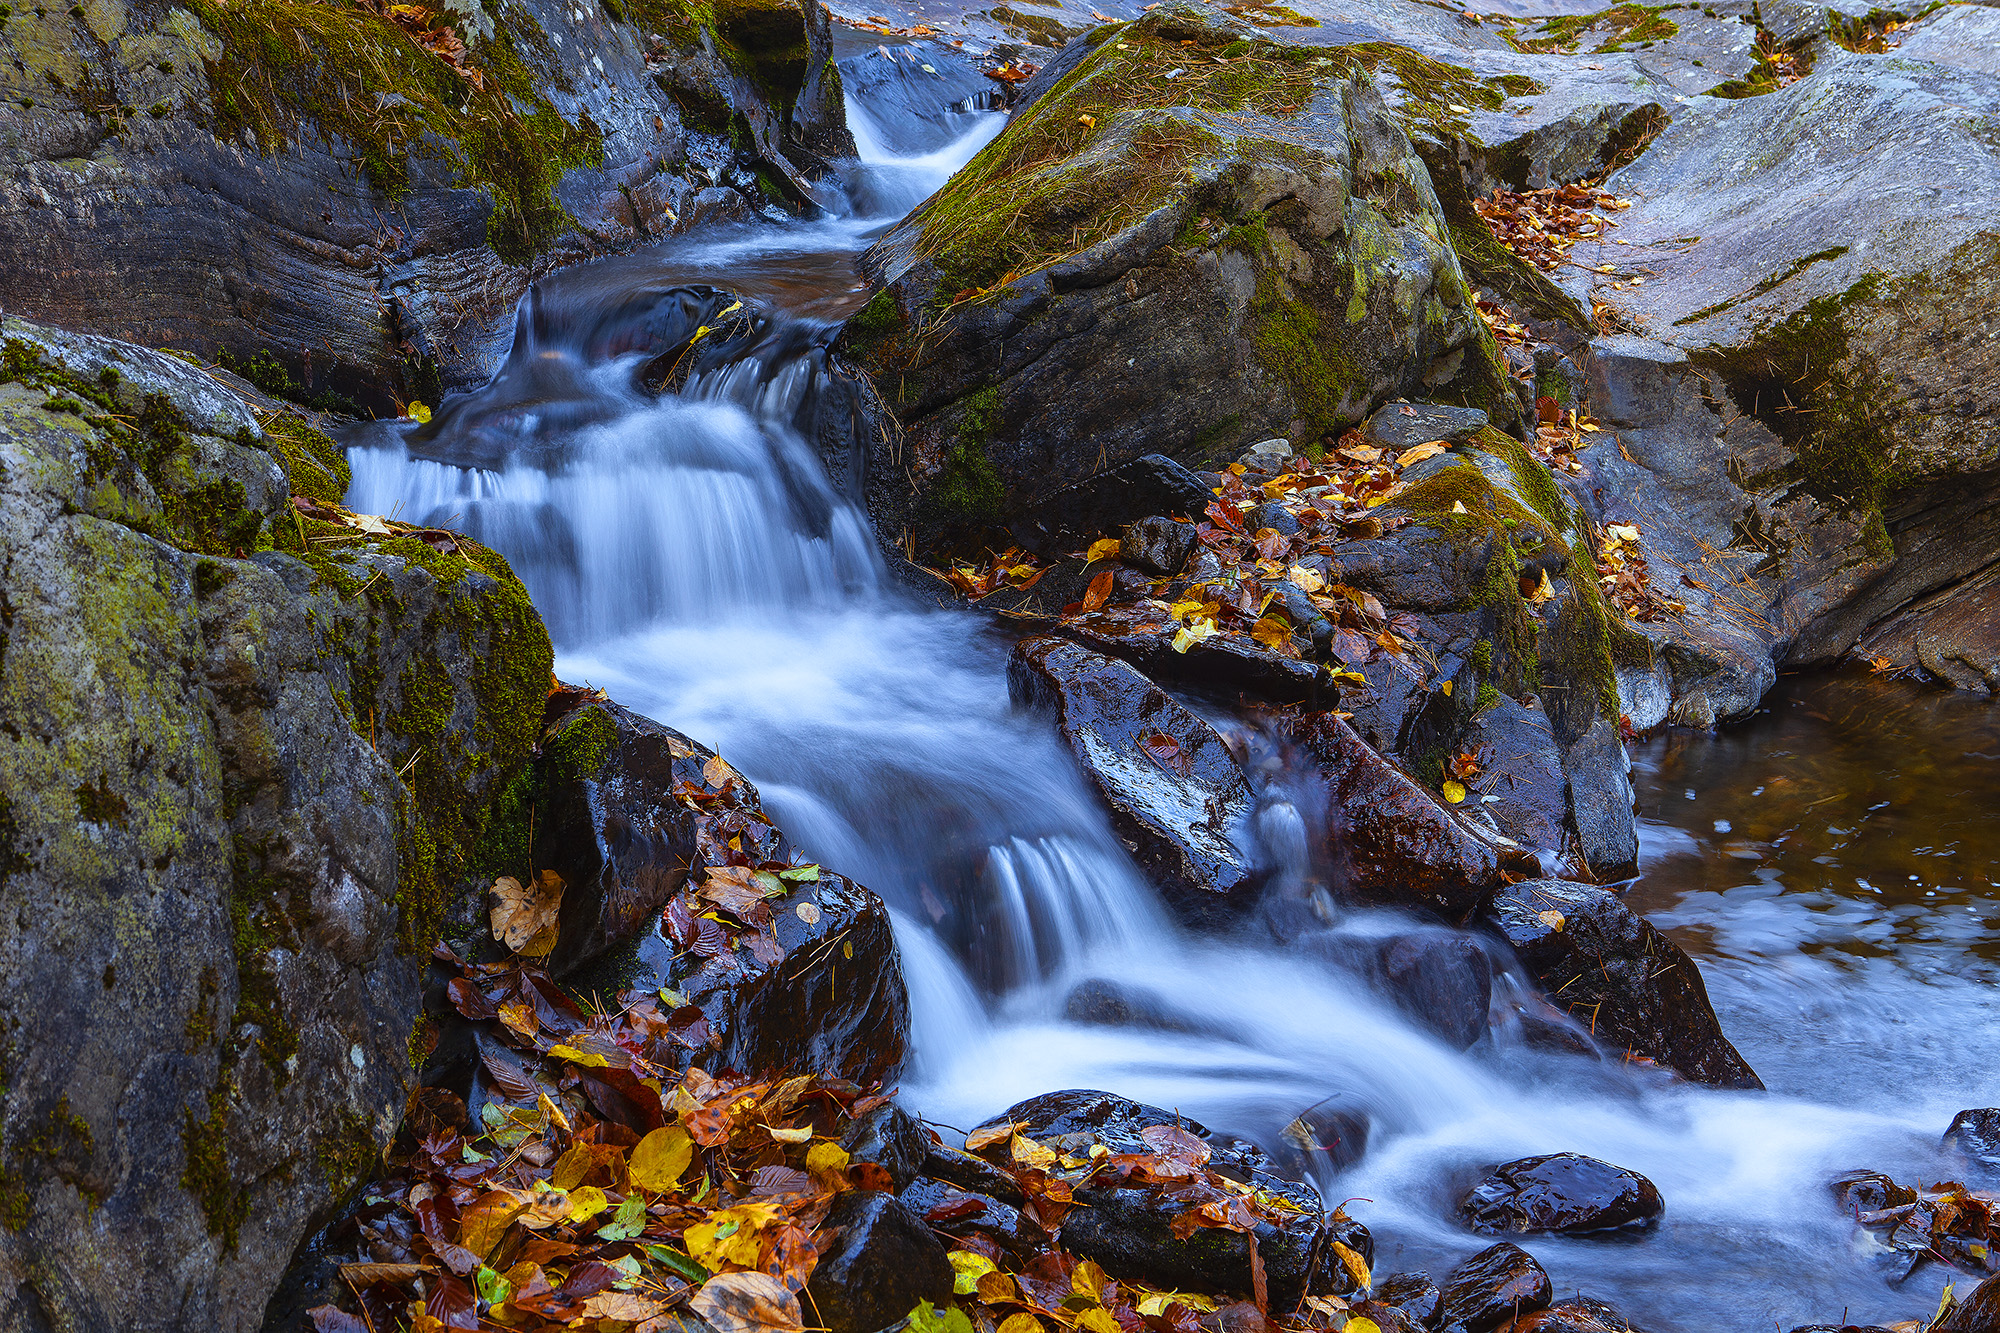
[341,58,1991,1330]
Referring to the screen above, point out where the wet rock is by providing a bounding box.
[1377,1272,1444,1328]
[1829,1170,1915,1215]
[1460,1153,1663,1235]
[1009,453,1216,558]
[1937,1274,2000,1333]
[1064,979,1214,1036]
[1009,637,1266,926]
[974,1090,1353,1311]
[843,1103,932,1192]
[843,3,1517,557]
[1460,695,1569,855]
[1250,502,1301,536]
[1123,515,1200,576]
[900,1175,1046,1260]
[920,1142,1028,1207]
[1053,611,1326,706]
[538,698,909,1087]
[1438,1242,1553,1333]
[805,1191,954,1333]
[1274,1093,1373,1176]
[1348,1300,1432,1333]
[1363,403,1491,452]
[1379,932,1496,1051]
[0,319,552,1330]
[1280,712,1502,924]
[1240,438,1296,471]
[1516,1297,1649,1333]
[1945,1109,2000,1180]
[1485,879,1761,1089]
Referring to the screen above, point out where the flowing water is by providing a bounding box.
[342,51,1999,1331]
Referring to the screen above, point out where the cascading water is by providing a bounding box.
[342,49,1997,1331]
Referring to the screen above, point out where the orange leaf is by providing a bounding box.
[1081,568,1115,613]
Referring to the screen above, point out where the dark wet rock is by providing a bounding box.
[1251,502,1302,536]
[1937,1274,2000,1333]
[537,698,909,1087]
[805,1191,954,1333]
[900,1175,1047,1260]
[1945,1109,2000,1180]
[1008,637,1266,926]
[1123,515,1200,576]
[0,0,845,412]
[1377,1272,1444,1329]
[1274,1093,1373,1176]
[1516,1297,1649,1333]
[1785,1326,1895,1333]
[1064,979,1214,1036]
[1052,612,1327,706]
[0,319,551,1330]
[1438,1242,1553,1333]
[1379,932,1496,1050]
[843,1103,932,1192]
[1349,1300,1432,1333]
[1829,1170,1916,1216]
[1011,454,1216,558]
[1460,1153,1663,1235]
[1485,879,1761,1089]
[1460,695,1569,855]
[1280,712,1501,924]
[841,3,1517,558]
[1363,403,1491,451]
[920,1142,1029,1207]
[974,1090,1353,1311]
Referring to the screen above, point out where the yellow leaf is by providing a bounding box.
[537,1091,570,1133]
[964,1121,1017,1152]
[702,754,740,789]
[551,1143,596,1190]
[1347,1320,1383,1333]
[566,1185,609,1223]
[950,1250,998,1295]
[1010,1133,1057,1170]
[1439,680,1453,697]
[1442,779,1467,804]
[978,1271,1019,1303]
[406,400,432,423]
[1086,537,1122,563]
[1170,618,1219,654]
[546,1044,609,1067]
[1396,441,1448,467]
[1537,909,1566,932]
[1251,616,1292,650]
[767,1125,812,1144]
[686,1202,787,1271]
[1078,113,1097,128]
[805,1141,851,1176]
[580,1291,667,1322]
[629,1126,694,1193]
[1072,1259,1110,1304]
[1331,1240,1371,1291]
[1138,1293,1217,1316]
[458,1190,527,1258]
[1605,523,1640,542]
[1076,1309,1122,1333]
[1451,500,1469,514]
[998,1314,1045,1333]
[1529,569,1556,605]
[1286,564,1324,593]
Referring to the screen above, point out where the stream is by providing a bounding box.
[341,44,1998,1333]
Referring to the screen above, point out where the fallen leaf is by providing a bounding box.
[490,871,563,954]
[1331,1240,1371,1291]
[1011,1133,1057,1170]
[352,513,393,536]
[596,1192,647,1242]
[998,1315,1045,1333]
[702,754,740,789]
[1250,616,1292,651]
[406,401,433,424]
[1537,909,1566,932]
[1086,537,1122,563]
[580,1291,668,1322]
[1442,780,1467,804]
[950,1249,998,1295]
[630,1126,695,1193]
[689,1271,804,1333]
[965,1121,1018,1152]
[1082,568,1116,613]
[1529,569,1556,605]
[768,1126,812,1144]
[1396,441,1448,467]
[1287,564,1325,593]
[565,1185,610,1223]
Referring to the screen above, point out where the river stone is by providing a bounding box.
[0,0,848,412]
[1280,713,1501,924]
[1063,979,1216,1037]
[537,697,911,1088]
[1438,1242,1554,1333]
[1363,403,1491,451]
[1485,879,1762,1089]
[1944,1109,2000,1180]
[805,1191,954,1333]
[840,1,1517,558]
[973,1089,1355,1311]
[1516,1297,1650,1333]
[843,1103,932,1193]
[1122,515,1200,576]
[1377,1272,1443,1328]
[899,1175,1047,1260]
[1460,1153,1664,1235]
[1008,637,1267,926]
[0,317,551,1333]
[1936,1274,2000,1333]
[1378,932,1496,1051]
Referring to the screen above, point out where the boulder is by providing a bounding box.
[0,0,847,412]
[1279,713,1501,924]
[1484,879,1761,1089]
[844,1103,933,1192]
[1438,1242,1553,1333]
[1516,1297,1649,1333]
[838,1,1517,557]
[1123,516,1200,577]
[973,1090,1355,1312]
[1459,1153,1663,1235]
[1008,637,1266,926]
[1363,403,1491,451]
[1944,1109,2000,1181]
[1010,454,1216,558]
[532,697,910,1088]
[1937,1275,2000,1333]
[899,1175,1047,1260]
[1377,932,1496,1051]
[0,318,551,1331]
[1376,1272,1444,1328]
[1063,979,1217,1037]
[805,1191,955,1333]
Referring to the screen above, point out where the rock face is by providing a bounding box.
[1460,1153,1663,1235]
[839,0,1517,556]
[0,0,849,413]
[0,317,550,1332]
[1485,879,1761,1089]
[529,697,911,1087]
[1008,637,1266,925]
[973,1090,1355,1313]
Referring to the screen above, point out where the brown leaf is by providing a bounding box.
[1139,1124,1211,1167]
[965,1121,1019,1153]
[689,1271,804,1333]
[1082,568,1116,613]
[490,871,563,955]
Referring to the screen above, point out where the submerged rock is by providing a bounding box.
[1009,637,1266,925]
[1944,1109,2000,1181]
[805,1191,955,1333]
[1274,1093,1373,1176]
[1485,879,1761,1089]
[1438,1242,1554,1333]
[1378,931,1497,1051]
[1460,1153,1663,1235]
[0,317,551,1331]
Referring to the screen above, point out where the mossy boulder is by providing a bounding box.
[0,0,846,413]
[0,316,552,1331]
[837,2,1518,560]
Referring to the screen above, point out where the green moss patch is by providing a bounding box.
[1509,4,1680,54]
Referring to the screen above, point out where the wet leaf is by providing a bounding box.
[1139,1124,1210,1167]
[1331,1240,1370,1291]
[768,1125,812,1144]
[687,1201,789,1271]
[776,864,820,883]
[1396,441,1448,467]
[1076,1308,1122,1333]
[596,1192,648,1242]
[998,1312,1044,1333]
[1087,537,1122,563]
[1250,616,1292,651]
[1011,1134,1057,1170]
[579,1290,668,1322]
[909,1301,976,1333]
[489,871,563,954]
[566,1185,610,1222]
[1441,780,1467,804]
[630,1126,695,1193]
[1537,909,1566,932]
[406,400,433,423]
[950,1249,998,1294]
[689,1271,804,1333]
[1082,568,1116,613]
[1286,564,1324,593]
[702,754,740,789]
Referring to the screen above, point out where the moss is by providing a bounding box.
[1390,466,1554,690]
[212,347,359,416]
[1480,427,1573,533]
[72,775,128,825]
[928,387,1008,522]
[182,1087,250,1252]
[184,965,221,1050]
[185,0,605,263]
[260,408,351,503]
[1470,637,1493,675]
[316,1110,379,1198]
[1510,4,1679,54]
[1474,681,1501,712]
[227,837,302,1084]
[1673,246,1851,327]
[992,3,1080,43]
[848,290,903,343]
[544,706,617,784]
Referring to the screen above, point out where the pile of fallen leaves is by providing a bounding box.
[355,0,485,85]
[1593,519,1682,622]
[939,545,1051,600]
[1473,183,1630,276]
[1832,1170,2000,1285]
[290,495,475,556]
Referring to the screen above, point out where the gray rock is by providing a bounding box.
[1943,1108,2000,1181]
[1251,501,1302,536]
[0,318,550,1332]
[1010,454,1215,558]
[1363,402,1491,450]
[1121,515,1199,576]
